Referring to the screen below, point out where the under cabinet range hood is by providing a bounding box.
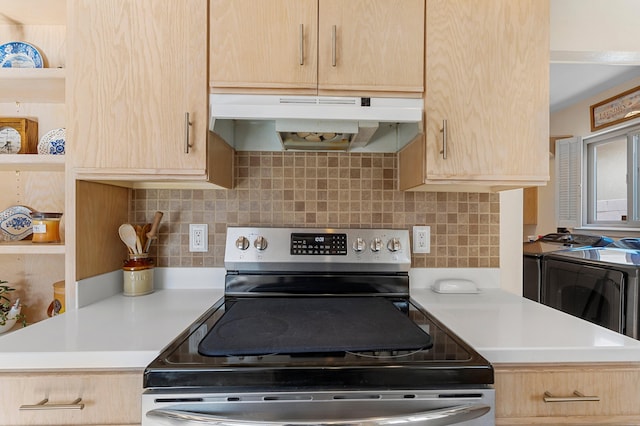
[210,94,423,152]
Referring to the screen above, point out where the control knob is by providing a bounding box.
[370,237,383,252]
[236,236,250,250]
[352,237,366,253]
[254,236,268,251]
[387,237,402,252]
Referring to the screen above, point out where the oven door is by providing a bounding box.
[143,389,495,426]
[543,258,624,333]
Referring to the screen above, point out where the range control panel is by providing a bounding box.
[225,227,411,273]
[291,233,348,256]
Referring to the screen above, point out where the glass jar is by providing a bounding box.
[47,280,66,317]
[31,212,62,243]
[122,254,154,296]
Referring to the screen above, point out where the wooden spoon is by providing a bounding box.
[134,224,145,254]
[118,224,139,255]
[144,211,164,252]
[141,223,151,252]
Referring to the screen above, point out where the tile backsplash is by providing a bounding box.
[131,152,500,268]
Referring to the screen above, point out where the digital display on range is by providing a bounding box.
[291,233,347,255]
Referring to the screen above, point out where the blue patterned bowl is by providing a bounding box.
[0,205,32,241]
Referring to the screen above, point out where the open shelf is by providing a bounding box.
[0,68,66,104]
[0,154,65,172]
[0,241,65,255]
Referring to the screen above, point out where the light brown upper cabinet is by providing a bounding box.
[400,0,549,192]
[210,0,425,97]
[67,0,233,188]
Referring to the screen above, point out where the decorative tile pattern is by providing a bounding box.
[131,152,500,268]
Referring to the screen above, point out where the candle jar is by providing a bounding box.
[47,280,66,317]
[122,253,154,296]
[31,212,63,243]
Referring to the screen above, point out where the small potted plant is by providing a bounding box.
[0,281,26,334]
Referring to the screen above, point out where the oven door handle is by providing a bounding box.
[146,403,491,425]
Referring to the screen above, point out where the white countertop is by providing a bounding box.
[1,267,640,370]
[411,288,640,364]
[0,289,222,370]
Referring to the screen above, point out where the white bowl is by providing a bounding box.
[0,317,18,334]
[0,305,21,334]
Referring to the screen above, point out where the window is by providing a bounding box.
[556,124,640,229]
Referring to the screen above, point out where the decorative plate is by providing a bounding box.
[38,128,65,155]
[0,205,32,241]
[0,42,43,68]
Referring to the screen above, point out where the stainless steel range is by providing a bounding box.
[142,227,495,425]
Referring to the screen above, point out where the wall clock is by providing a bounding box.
[0,118,38,154]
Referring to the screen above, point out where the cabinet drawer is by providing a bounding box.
[0,369,142,426]
[495,363,640,419]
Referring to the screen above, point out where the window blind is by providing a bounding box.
[555,137,582,228]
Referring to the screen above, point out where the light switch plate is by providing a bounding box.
[413,226,430,254]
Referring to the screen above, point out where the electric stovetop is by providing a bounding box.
[144,295,493,391]
[144,227,493,392]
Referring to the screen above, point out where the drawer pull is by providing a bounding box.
[543,391,600,403]
[440,119,448,159]
[20,398,85,411]
[299,24,304,65]
[331,25,337,67]
[184,112,193,154]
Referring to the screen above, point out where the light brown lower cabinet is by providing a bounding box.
[0,369,143,426]
[495,363,640,425]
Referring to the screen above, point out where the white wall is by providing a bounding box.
[501,0,640,293]
[550,76,640,136]
[548,76,640,237]
[500,189,523,295]
[551,0,640,62]
[544,0,640,237]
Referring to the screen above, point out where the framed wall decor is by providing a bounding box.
[590,85,640,132]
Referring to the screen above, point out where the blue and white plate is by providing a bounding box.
[0,41,43,68]
[38,128,65,155]
[0,206,32,241]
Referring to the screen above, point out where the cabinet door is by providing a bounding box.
[424,0,549,183]
[318,0,424,96]
[210,0,318,94]
[68,0,208,173]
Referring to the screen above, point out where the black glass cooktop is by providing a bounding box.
[198,297,433,356]
[144,296,493,391]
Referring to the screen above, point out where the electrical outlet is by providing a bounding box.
[413,226,430,254]
[189,224,208,252]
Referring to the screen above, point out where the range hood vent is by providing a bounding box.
[210,94,423,152]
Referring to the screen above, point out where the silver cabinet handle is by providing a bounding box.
[440,119,448,159]
[184,112,193,153]
[147,404,490,425]
[20,398,85,411]
[543,390,600,403]
[299,24,304,65]
[331,25,337,67]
